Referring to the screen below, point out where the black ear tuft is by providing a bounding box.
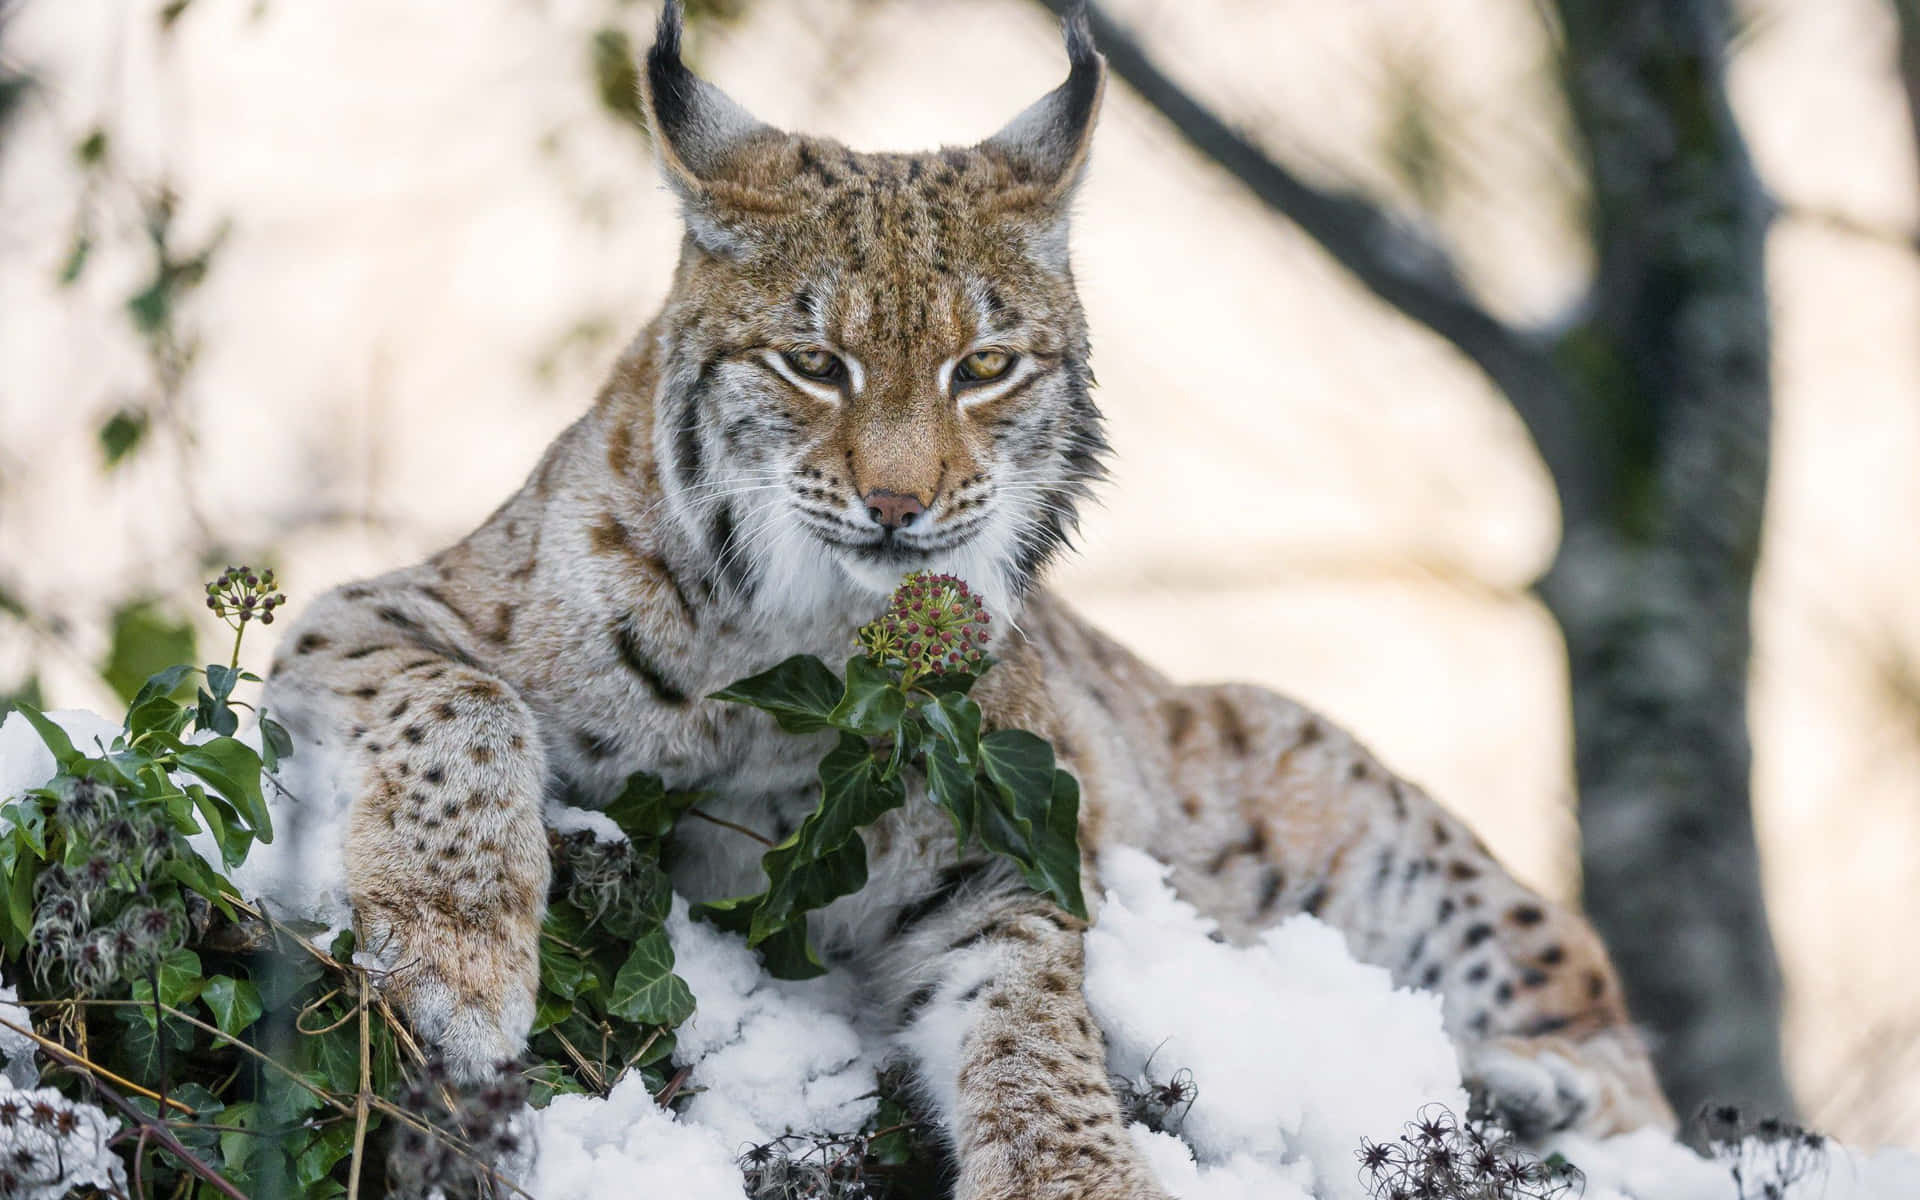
[1063,2,1096,71]
[646,1,693,138]
[979,2,1107,205]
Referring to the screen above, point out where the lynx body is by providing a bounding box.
[265,7,1673,1196]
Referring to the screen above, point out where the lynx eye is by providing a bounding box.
[956,349,1014,384]
[783,347,844,382]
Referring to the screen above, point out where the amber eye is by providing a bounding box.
[956,349,1014,385]
[784,347,844,382]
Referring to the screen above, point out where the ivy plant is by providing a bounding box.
[698,571,1087,979]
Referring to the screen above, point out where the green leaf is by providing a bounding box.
[601,771,696,842]
[99,407,149,468]
[162,854,237,917]
[259,715,294,772]
[102,601,196,704]
[5,850,35,955]
[827,655,907,737]
[746,734,905,948]
[293,1118,356,1188]
[979,729,1056,822]
[532,994,573,1035]
[690,894,826,980]
[205,662,239,700]
[132,664,196,709]
[11,703,79,768]
[176,737,272,842]
[157,947,204,1008]
[218,1102,258,1176]
[539,934,590,1001]
[203,975,263,1035]
[925,741,977,846]
[607,927,694,1026]
[921,692,983,763]
[1026,770,1088,919]
[709,654,844,734]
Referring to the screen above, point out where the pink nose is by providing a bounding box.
[863,489,925,530]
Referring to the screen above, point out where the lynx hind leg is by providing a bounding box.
[1161,683,1674,1139]
[884,888,1171,1200]
[1329,775,1675,1138]
[266,583,550,1080]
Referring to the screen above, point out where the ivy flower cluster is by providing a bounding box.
[204,564,286,627]
[29,781,185,994]
[854,571,991,687]
[1355,1104,1582,1200]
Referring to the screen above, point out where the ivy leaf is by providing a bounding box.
[924,740,977,846]
[176,737,272,842]
[709,654,843,734]
[979,730,1056,823]
[4,849,35,955]
[691,895,828,981]
[921,692,982,764]
[607,927,694,1027]
[601,771,697,842]
[827,655,906,737]
[1026,770,1088,919]
[203,975,264,1035]
[130,664,196,710]
[157,947,205,1008]
[194,687,238,737]
[12,703,80,769]
[292,1118,356,1188]
[204,663,238,700]
[259,715,294,772]
[539,934,590,1001]
[747,734,905,947]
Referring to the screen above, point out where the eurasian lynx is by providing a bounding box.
[264,6,1673,1196]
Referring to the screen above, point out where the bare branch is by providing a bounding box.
[1033,0,1599,517]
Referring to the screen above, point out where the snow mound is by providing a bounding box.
[6,708,1920,1198]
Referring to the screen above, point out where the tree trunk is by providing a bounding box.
[1542,0,1794,1120]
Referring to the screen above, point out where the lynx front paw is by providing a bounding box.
[354,895,542,1082]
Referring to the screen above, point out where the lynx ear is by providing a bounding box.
[981,5,1106,204]
[641,1,779,251]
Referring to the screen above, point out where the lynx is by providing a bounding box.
[264,5,1674,1195]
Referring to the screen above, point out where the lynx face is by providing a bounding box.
[638,18,1109,622]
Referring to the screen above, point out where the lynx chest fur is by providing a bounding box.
[265,7,1672,1198]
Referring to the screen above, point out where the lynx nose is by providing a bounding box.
[863,489,925,531]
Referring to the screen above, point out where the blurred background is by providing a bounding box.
[1,0,1915,1150]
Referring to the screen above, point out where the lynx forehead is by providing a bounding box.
[264,5,1674,1197]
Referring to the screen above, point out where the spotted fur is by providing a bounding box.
[263,6,1671,1195]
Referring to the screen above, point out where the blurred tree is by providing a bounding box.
[1042,0,1794,1119]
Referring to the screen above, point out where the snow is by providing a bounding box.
[5,707,1920,1198]
[546,799,629,845]
[1085,848,1468,1200]
[0,982,37,1089]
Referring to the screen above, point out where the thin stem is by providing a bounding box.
[683,805,775,847]
[0,1013,196,1115]
[227,620,244,672]
[346,970,372,1200]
